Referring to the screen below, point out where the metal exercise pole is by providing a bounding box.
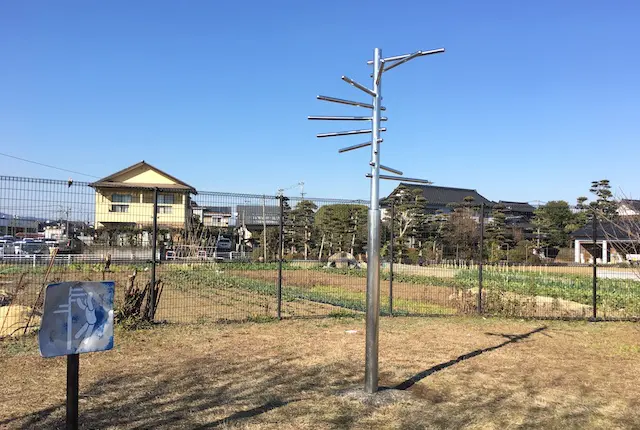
[149,187,158,320]
[592,211,597,320]
[309,45,443,395]
[478,203,484,313]
[365,47,382,394]
[277,196,284,319]
[389,201,395,316]
[66,354,79,430]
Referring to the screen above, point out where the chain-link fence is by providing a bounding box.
[1,175,639,336]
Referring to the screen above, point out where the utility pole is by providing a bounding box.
[309,46,444,394]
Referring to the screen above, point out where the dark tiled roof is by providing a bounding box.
[571,221,638,241]
[621,199,640,212]
[498,201,536,213]
[236,205,280,226]
[391,183,492,206]
[196,206,232,215]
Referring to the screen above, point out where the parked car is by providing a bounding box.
[0,240,16,258]
[57,238,83,254]
[215,237,232,251]
[18,241,50,256]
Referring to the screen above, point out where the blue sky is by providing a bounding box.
[1,1,638,204]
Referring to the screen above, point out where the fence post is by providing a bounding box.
[277,195,284,319]
[478,203,484,314]
[389,201,394,316]
[592,211,597,320]
[148,187,158,320]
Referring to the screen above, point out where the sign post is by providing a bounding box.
[67,354,80,429]
[39,281,115,429]
[309,47,444,393]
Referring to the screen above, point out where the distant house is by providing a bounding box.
[0,212,39,236]
[89,161,196,230]
[571,199,640,263]
[570,221,640,264]
[386,183,493,214]
[618,199,640,217]
[191,203,232,228]
[498,201,537,241]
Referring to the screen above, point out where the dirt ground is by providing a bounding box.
[2,317,640,429]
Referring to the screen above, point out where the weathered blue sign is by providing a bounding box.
[39,281,114,358]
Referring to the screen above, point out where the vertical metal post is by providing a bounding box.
[365,47,382,394]
[262,195,267,262]
[478,203,484,313]
[66,354,79,430]
[149,188,158,320]
[277,196,284,319]
[592,211,597,320]
[389,201,394,316]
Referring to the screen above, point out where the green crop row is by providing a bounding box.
[162,267,454,316]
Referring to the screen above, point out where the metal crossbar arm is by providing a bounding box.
[367,48,445,64]
[342,76,376,97]
[379,165,403,175]
[317,95,386,110]
[366,173,432,184]
[338,141,372,153]
[308,116,372,121]
[375,60,385,85]
[317,128,386,138]
[382,51,422,73]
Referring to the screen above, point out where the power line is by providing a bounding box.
[0,152,100,179]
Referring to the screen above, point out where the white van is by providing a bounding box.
[0,240,16,259]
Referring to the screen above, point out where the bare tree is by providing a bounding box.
[586,181,640,279]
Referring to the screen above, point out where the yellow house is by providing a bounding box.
[89,161,197,230]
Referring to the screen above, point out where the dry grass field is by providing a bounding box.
[2,317,640,429]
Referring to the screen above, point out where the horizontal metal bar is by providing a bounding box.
[308,116,372,121]
[317,128,386,138]
[366,173,432,184]
[342,75,376,97]
[338,141,371,153]
[317,95,386,111]
[379,165,403,175]
[382,51,422,73]
[317,95,373,109]
[367,48,445,64]
[344,138,382,154]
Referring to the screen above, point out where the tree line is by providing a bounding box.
[182,179,623,263]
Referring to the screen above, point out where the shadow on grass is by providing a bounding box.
[0,352,331,430]
[393,326,547,390]
[191,399,290,429]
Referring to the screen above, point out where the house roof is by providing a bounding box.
[198,206,233,215]
[621,199,640,212]
[89,161,196,193]
[571,220,638,241]
[391,183,493,206]
[498,201,536,213]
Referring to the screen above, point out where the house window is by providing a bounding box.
[158,194,174,205]
[112,194,132,203]
[111,194,132,212]
[111,205,129,213]
[157,206,172,214]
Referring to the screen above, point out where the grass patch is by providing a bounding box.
[2,318,640,429]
